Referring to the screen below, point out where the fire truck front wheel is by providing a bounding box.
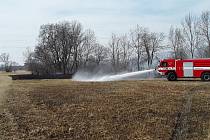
[201,72,210,81]
[167,72,177,81]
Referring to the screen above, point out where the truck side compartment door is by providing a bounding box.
[175,61,183,78]
[183,62,193,77]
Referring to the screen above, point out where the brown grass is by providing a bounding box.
[0,76,12,104]
[1,78,210,139]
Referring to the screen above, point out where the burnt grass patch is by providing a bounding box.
[10,74,73,80]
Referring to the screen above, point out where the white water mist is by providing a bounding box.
[72,69,155,82]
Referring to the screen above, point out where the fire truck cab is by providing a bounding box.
[157,58,210,81]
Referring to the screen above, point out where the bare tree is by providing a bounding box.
[109,34,121,72]
[79,29,96,68]
[68,21,84,73]
[141,30,164,68]
[108,33,134,72]
[182,13,200,58]
[130,25,145,70]
[169,26,187,59]
[141,29,151,68]
[0,53,9,64]
[199,11,210,57]
[23,47,40,74]
[0,53,12,72]
[34,21,83,75]
[130,25,164,69]
[119,34,133,70]
[93,43,109,66]
[149,32,164,66]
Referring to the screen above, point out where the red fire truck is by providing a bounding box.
[157,58,210,81]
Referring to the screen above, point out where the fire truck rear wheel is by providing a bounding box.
[201,73,210,81]
[167,72,177,81]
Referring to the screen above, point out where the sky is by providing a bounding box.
[0,0,210,65]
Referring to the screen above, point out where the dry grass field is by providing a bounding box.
[1,75,210,139]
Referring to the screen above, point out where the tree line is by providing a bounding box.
[169,11,210,59]
[0,53,18,72]
[24,11,210,75]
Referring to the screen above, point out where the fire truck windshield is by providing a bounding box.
[160,62,168,67]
